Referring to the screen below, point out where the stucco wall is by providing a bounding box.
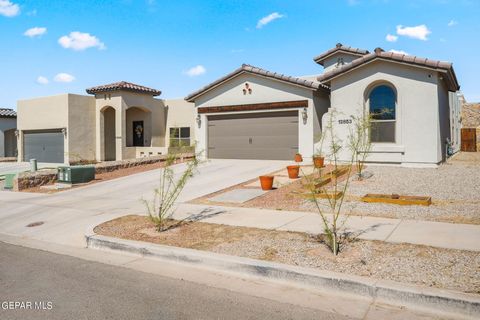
[18,94,69,130]
[193,73,317,160]
[323,53,363,73]
[67,94,96,162]
[437,79,451,161]
[0,117,17,157]
[94,91,167,161]
[328,60,442,166]
[17,94,70,163]
[312,91,330,151]
[164,98,195,148]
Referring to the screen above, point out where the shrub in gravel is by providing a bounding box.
[304,111,356,255]
[143,148,200,232]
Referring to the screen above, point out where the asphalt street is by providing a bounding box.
[0,242,347,320]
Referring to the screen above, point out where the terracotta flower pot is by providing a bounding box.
[294,153,303,162]
[259,175,274,190]
[313,156,325,168]
[287,165,300,179]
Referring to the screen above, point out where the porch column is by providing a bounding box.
[115,104,126,161]
[17,130,23,162]
[95,107,104,162]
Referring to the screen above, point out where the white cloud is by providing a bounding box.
[36,76,49,85]
[54,73,75,83]
[24,27,47,38]
[256,12,284,29]
[58,32,106,51]
[385,34,398,42]
[0,0,20,17]
[447,20,458,27]
[389,49,409,55]
[396,24,431,41]
[184,65,206,77]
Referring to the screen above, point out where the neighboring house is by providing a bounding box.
[0,108,17,158]
[186,43,462,167]
[17,82,195,164]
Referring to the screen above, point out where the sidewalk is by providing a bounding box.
[173,203,480,252]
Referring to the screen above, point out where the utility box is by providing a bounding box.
[57,166,95,184]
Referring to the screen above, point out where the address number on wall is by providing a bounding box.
[338,119,352,124]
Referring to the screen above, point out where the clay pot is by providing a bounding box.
[313,156,325,168]
[294,153,303,162]
[287,165,300,179]
[259,176,274,190]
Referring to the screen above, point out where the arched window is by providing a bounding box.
[369,85,396,143]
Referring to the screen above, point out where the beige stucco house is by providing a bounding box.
[186,44,462,167]
[17,82,195,164]
[0,108,17,158]
[15,43,462,167]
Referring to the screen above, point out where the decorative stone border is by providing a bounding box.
[12,153,194,191]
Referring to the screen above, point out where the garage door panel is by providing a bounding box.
[24,131,64,163]
[207,111,299,160]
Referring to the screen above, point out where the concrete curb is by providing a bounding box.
[85,226,480,319]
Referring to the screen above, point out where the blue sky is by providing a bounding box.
[1,0,479,109]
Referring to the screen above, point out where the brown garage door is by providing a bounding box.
[207,111,298,160]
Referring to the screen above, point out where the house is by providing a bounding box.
[186,44,462,167]
[16,82,195,164]
[0,108,17,158]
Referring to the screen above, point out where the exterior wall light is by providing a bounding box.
[196,114,201,128]
[14,130,19,138]
[61,127,67,136]
[302,107,308,124]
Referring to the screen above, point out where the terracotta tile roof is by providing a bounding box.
[316,47,460,91]
[86,81,161,96]
[313,43,370,65]
[0,108,16,118]
[185,64,329,102]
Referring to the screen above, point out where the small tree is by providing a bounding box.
[304,111,356,255]
[143,150,200,232]
[348,111,372,180]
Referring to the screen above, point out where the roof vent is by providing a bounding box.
[374,47,385,54]
[336,43,343,48]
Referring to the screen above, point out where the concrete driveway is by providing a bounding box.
[0,161,60,176]
[0,159,289,246]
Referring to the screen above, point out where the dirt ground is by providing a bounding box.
[95,215,480,294]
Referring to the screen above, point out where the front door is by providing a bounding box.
[133,121,144,147]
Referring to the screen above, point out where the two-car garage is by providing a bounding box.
[23,130,65,163]
[207,111,299,160]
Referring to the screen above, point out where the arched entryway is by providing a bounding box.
[126,107,152,147]
[3,128,17,157]
[102,106,116,161]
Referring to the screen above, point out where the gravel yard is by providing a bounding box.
[95,215,480,294]
[192,153,480,224]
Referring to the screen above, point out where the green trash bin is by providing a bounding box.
[4,173,16,190]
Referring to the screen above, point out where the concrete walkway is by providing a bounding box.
[172,203,480,252]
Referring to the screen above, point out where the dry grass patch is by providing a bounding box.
[95,215,480,294]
